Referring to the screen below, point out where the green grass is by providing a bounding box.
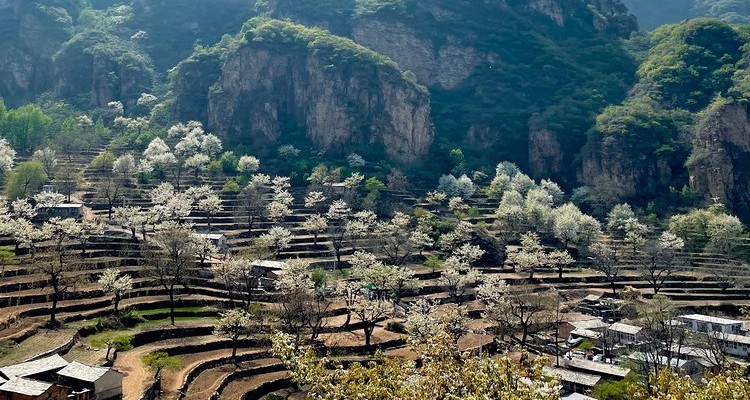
[134,306,211,317]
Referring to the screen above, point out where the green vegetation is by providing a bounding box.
[6,161,48,200]
[0,102,53,154]
[623,0,750,30]
[245,17,399,69]
[142,351,182,379]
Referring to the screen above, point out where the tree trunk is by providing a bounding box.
[558,268,563,279]
[50,296,58,326]
[611,280,617,296]
[114,292,121,313]
[169,290,176,325]
[342,311,351,329]
[364,325,373,349]
[231,335,238,359]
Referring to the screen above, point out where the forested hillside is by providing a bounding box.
[622,0,750,30]
[1,0,750,220]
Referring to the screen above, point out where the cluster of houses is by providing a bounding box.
[0,354,122,400]
[543,295,750,398]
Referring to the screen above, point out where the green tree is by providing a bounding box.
[1,104,52,153]
[142,351,182,379]
[6,161,48,200]
[91,333,133,362]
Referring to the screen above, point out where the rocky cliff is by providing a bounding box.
[689,101,750,220]
[0,0,81,106]
[178,18,433,164]
[262,0,636,173]
[52,31,154,110]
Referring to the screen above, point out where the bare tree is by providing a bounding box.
[589,242,621,295]
[637,232,684,295]
[35,218,81,326]
[478,275,556,347]
[143,224,198,325]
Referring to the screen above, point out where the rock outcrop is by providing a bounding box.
[52,32,154,110]
[0,0,80,106]
[189,19,433,164]
[689,101,750,220]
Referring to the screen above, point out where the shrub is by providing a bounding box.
[385,321,407,334]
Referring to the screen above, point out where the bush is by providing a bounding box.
[385,321,407,334]
[222,180,240,194]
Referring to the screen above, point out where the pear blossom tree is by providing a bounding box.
[211,257,264,308]
[478,274,557,347]
[112,154,137,183]
[326,200,351,268]
[214,308,252,359]
[36,218,82,326]
[349,293,390,349]
[0,138,17,175]
[143,224,200,324]
[345,210,376,251]
[588,242,621,295]
[260,226,293,258]
[237,155,260,175]
[197,193,222,231]
[32,147,57,179]
[375,212,415,265]
[276,259,331,344]
[98,268,133,313]
[303,214,328,246]
[239,174,270,233]
[638,232,685,295]
[113,206,142,240]
[438,257,481,303]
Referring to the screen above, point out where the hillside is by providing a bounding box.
[622,0,750,30]
[2,0,750,219]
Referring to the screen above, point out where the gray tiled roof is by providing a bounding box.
[0,354,69,379]
[57,361,111,383]
[0,377,52,396]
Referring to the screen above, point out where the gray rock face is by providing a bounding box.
[351,21,481,90]
[0,0,78,106]
[528,118,563,180]
[206,42,433,164]
[689,102,750,220]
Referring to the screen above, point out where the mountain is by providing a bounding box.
[2,0,750,219]
[171,0,637,181]
[622,0,750,30]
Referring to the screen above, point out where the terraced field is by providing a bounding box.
[0,145,748,400]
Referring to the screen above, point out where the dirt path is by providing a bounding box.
[115,335,218,400]
[161,348,263,400]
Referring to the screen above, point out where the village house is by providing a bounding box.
[564,358,631,382]
[628,353,705,381]
[607,322,643,345]
[678,314,744,335]
[56,362,123,400]
[543,366,600,395]
[0,355,121,400]
[196,233,228,253]
[0,376,72,400]
[0,355,69,383]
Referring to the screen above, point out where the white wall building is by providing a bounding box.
[678,314,743,335]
